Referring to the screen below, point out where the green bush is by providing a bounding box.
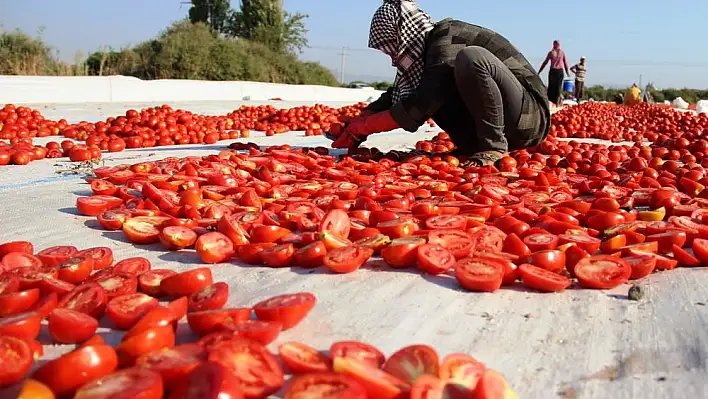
[0,30,65,75]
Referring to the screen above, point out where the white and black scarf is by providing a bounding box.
[368,0,434,103]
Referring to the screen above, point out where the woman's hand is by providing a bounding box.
[331,111,399,150]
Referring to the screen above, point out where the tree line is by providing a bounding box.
[0,0,338,86]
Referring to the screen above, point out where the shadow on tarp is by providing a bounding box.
[58,207,83,216]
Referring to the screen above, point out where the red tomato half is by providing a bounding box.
[75,247,114,270]
[454,257,504,292]
[48,308,98,344]
[160,268,213,298]
[383,344,440,385]
[319,209,351,239]
[33,344,118,395]
[284,372,367,399]
[195,232,235,264]
[107,293,160,330]
[518,264,572,292]
[114,257,152,275]
[253,292,316,330]
[208,339,285,398]
[574,255,631,289]
[168,361,243,399]
[278,342,332,374]
[416,244,456,275]
[0,335,33,387]
[323,246,373,274]
[136,344,206,390]
[73,368,164,399]
[57,282,108,318]
[188,282,229,312]
[330,341,386,369]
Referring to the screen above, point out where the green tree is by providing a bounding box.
[229,0,309,54]
[188,0,231,34]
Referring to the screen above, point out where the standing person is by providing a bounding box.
[327,0,551,167]
[570,56,587,100]
[624,83,642,105]
[538,40,570,105]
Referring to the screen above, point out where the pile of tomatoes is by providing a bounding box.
[0,240,516,399]
[62,126,708,295]
[0,104,66,140]
[415,132,456,154]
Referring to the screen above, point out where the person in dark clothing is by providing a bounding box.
[538,40,570,105]
[329,0,550,166]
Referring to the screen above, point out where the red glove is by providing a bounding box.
[332,111,399,149]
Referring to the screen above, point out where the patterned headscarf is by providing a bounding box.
[368,0,434,103]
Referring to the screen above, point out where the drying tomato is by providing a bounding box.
[122,218,161,244]
[0,335,33,387]
[138,269,177,297]
[284,373,367,399]
[168,361,243,399]
[106,293,160,330]
[160,267,213,297]
[75,247,114,270]
[416,244,456,275]
[48,308,98,344]
[0,272,20,295]
[0,241,34,258]
[188,282,229,312]
[1,252,43,270]
[323,246,373,274]
[319,209,351,238]
[0,288,40,317]
[218,320,282,345]
[160,225,198,250]
[411,375,469,399]
[333,357,410,399]
[117,325,176,366]
[250,225,291,243]
[292,241,327,268]
[472,368,518,399]
[187,308,252,336]
[278,342,332,374]
[260,243,296,267]
[383,344,440,385]
[253,292,316,330]
[33,344,118,395]
[574,255,631,289]
[28,292,58,319]
[136,344,206,390]
[237,243,277,265]
[518,264,572,292]
[454,257,504,292]
[57,282,108,318]
[439,353,486,391]
[382,237,426,268]
[114,257,151,275]
[330,341,386,369]
[208,339,285,398]
[73,368,164,399]
[57,256,95,284]
[527,250,566,274]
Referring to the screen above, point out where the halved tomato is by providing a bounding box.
[219,320,282,345]
[330,341,385,369]
[167,361,242,399]
[117,325,176,367]
[106,293,160,330]
[574,255,631,289]
[37,245,78,267]
[416,244,456,275]
[383,344,439,385]
[48,308,98,344]
[279,342,332,374]
[472,368,519,399]
[208,339,285,398]
[75,247,114,270]
[160,226,198,250]
[187,308,252,336]
[57,282,108,318]
[160,268,213,298]
[320,209,351,238]
[0,288,40,317]
[58,256,94,284]
[411,375,470,399]
[519,263,571,292]
[284,372,367,399]
[136,344,206,391]
[188,282,229,312]
[123,218,161,244]
[293,241,327,268]
[0,272,20,295]
[237,243,277,265]
[333,357,410,399]
[0,335,33,387]
[1,252,43,271]
[382,237,427,268]
[439,353,486,391]
[73,368,164,399]
[114,257,151,275]
[260,243,296,268]
[138,269,177,297]
[323,246,373,274]
[253,292,315,330]
[0,241,34,259]
[425,215,467,230]
[454,257,504,292]
[33,344,118,395]
[95,271,138,299]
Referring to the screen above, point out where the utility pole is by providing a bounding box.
[338,47,348,85]
[639,74,643,88]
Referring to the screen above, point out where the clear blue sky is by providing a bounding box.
[2,0,708,89]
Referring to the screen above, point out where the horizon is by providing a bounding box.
[2,0,708,89]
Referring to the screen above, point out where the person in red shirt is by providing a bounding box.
[538,40,570,105]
